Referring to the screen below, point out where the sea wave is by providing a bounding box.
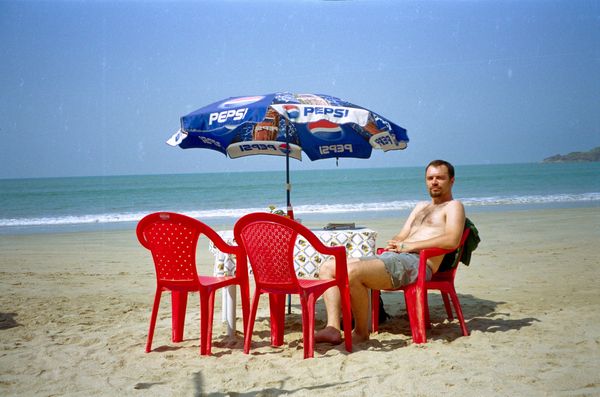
[0,193,599,227]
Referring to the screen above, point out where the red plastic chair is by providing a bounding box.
[371,228,471,343]
[233,212,353,359]
[137,212,250,355]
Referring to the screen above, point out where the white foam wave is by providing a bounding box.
[1,193,598,228]
[461,192,600,206]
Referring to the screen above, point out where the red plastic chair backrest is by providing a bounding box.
[432,227,470,280]
[137,212,202,283]
[235,215,300,290]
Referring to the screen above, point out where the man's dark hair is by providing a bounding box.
[426,159,455,178]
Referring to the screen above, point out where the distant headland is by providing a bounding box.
[543,146,600,163]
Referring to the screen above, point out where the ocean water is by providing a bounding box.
[1,162,599,234]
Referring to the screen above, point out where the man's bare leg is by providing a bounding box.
[315,258,343,344]
[316,257,393,344]
[348,258,394,343]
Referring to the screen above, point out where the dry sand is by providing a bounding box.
[1,207,599,396]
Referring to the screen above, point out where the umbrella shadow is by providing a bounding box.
[0,312,21,330]
[192,371,375,397]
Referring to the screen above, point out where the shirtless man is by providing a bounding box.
[315,159,466,344]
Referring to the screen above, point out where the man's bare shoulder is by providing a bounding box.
[414,201,430,210]
[446,199,466,221]
[446,199,465,210]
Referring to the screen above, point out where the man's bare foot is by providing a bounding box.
[351,330,370,344]
[315,326,342,345]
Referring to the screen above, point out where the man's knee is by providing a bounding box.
[347,258,388,288]
[318,258,336,279]
[347,260,364,285]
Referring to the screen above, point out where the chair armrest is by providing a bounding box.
[300,232,349,281]
[419,246,458,259]
[203,226,242,256]
[377,246,455,257]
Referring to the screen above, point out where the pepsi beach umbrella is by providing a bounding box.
[167,92,409,217]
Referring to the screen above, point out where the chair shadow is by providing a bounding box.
[193,290,536,356]
[176,291,539,356]
[0,312,21,330]
[375,292,540,344]
[454,293,540,334]
[152,345,186,352]
[240,312,351,357]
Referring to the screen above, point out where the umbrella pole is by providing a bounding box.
[285,128,294,220]
[286,157,294,219]
[285,126,293,315]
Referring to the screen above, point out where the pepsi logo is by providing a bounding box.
[219,96,265,109]
[308,119,342,134]
[278,143,291,155]
[283,104,301,119]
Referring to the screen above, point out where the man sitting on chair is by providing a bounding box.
[315,159,466,344]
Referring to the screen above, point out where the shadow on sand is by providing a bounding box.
[376,292,540,343]
[192,371,377,397]
[137,293,540,396]
[0,312,21,330]
[209,291,539,355]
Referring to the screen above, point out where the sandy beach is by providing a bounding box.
[1,207,599,396]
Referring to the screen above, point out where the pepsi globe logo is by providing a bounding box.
[219,96,264,109]
[283,104,300,119]
[278,143,291,154]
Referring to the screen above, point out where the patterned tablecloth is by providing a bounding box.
[210,227,377,335]
[210,228,378,278]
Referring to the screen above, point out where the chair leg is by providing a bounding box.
[268,293,286,347]
[199,290,212,356]
[405,286,427,344]
[441,292,454,321]
[171,290,188,343]
[371,289,380,333]
[424,293,432,330]
[146,289,162,353]
[239,282,251,335]
[244,291,261,354]
[339,286,353,353]
[449,290,469,336]
[207,290,216,353]
[300,293,313,359]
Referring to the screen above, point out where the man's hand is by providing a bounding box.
[386,240,410,253]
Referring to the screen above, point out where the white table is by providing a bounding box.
[209,228,378,335]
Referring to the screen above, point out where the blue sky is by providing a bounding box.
[1,0,599,179]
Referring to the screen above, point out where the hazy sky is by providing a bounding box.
[1,0,599,179]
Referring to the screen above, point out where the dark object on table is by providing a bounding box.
[323,222,356,230]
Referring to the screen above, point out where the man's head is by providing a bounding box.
[426,159,455,178]
[425,160,455,199]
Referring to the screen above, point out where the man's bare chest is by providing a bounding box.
[412,203,448,228]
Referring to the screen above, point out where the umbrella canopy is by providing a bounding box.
[167,92,409,217]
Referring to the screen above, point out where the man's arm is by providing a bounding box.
[400,200,465,252]
[386,202,428,249]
